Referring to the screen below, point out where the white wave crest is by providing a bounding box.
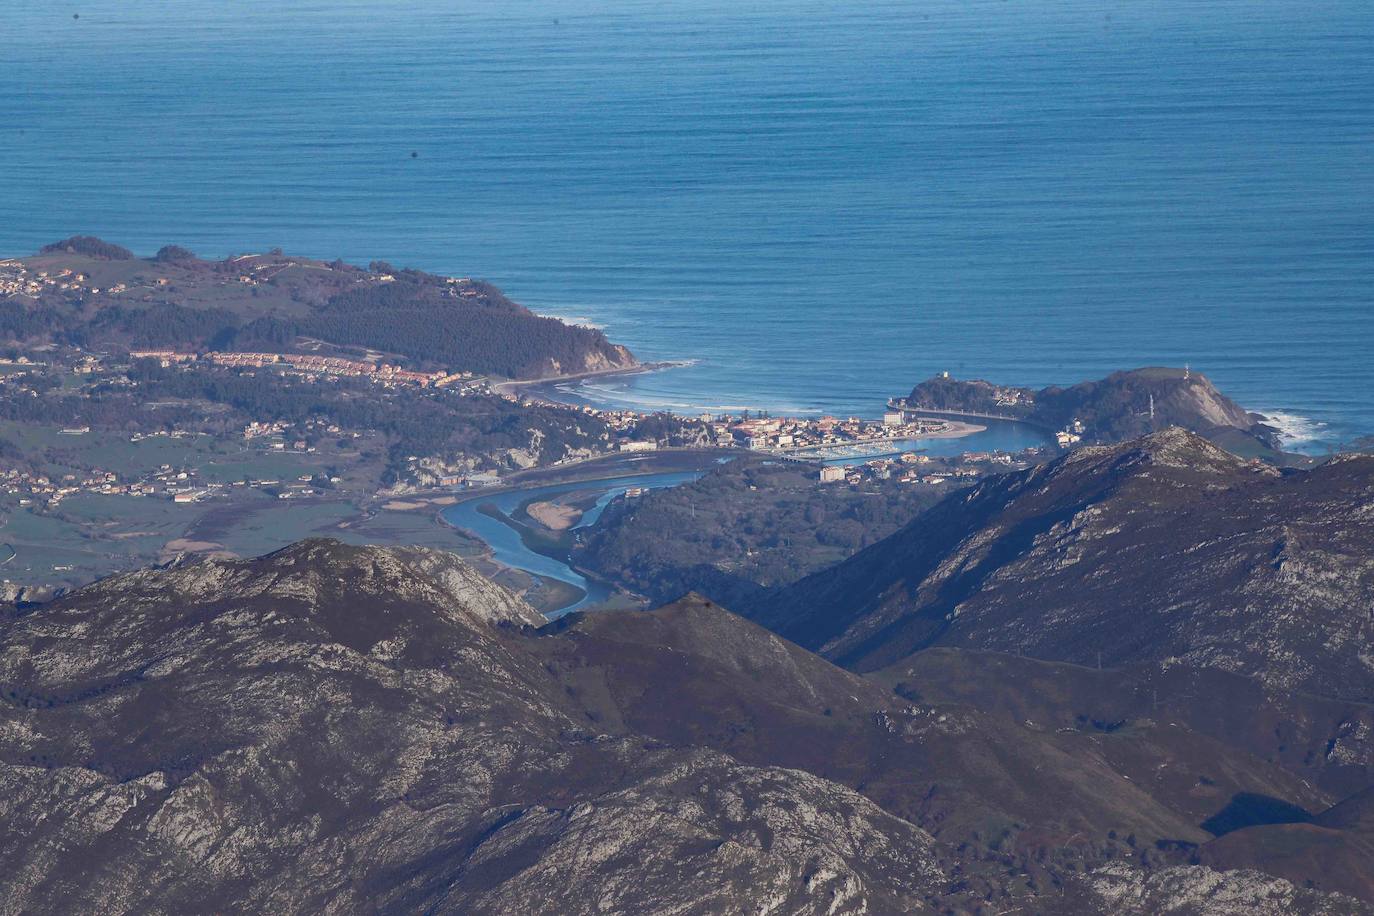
[560,381,814,417]
[1258,410,1329,445]
[536,312,607,331]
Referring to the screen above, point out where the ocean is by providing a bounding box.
[3,0,1372,452]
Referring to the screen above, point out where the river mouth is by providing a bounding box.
[440,470,704,618]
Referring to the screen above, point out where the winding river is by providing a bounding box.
[440,470,703,618]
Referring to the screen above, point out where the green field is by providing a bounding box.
[0,413,478,591]
[337,509,485,558]
[1,489,485,593]
[189,497,357,556]
[0,421,333,482]
[0,494,201,586]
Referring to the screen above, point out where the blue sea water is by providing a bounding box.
[3,0,1372,451]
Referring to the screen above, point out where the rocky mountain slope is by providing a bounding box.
[5,539,1371,913]
[757,428,1374,700]
[875,648,1374,905]
[0,542,944,914]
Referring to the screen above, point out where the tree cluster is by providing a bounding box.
[39,236,135,260]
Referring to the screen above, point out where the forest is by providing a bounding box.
[38,236,135,260]
[303,280,630,378]
[575,457,950,611]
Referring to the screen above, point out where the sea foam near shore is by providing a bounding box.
[1259,410,1332,450]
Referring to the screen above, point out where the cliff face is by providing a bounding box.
[759,428,1374,700]
[6,539,1372,912]
[1035,367,1266,443]
[529,341,637,379]
[906,367,1279,449]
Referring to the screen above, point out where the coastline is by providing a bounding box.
[505,364,1007,444]
[903,419,985,441]
[493,360,690,405]
[771,420,986,459]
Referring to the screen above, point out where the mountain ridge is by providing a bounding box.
[6,539,1372,912]
[756,428,1374,700]
[0,544,948,913]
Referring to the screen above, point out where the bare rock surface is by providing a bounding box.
[906,367,1280,450]
[1070,863,1374,915]
[0,542,948,914]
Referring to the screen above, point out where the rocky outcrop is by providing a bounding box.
[1070,864,1373,915]
[906,367,1281,451]
[442,751,943,916]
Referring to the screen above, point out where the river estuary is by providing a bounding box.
[440,470,704,617]
[437,417,1049,618]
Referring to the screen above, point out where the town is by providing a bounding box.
[129,349,481,391]
[1,340,1046,507]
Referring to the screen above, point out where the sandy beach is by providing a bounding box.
[492,360,686,404]
[524,500,582,530]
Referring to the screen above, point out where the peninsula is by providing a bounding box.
[3,236,635,379]
[896,366,1288,459]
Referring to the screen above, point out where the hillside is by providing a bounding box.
[876,648,1374,906]
[1,238,635,379]
[756,428,1374,700]
[4,539,1370,913]
[573,457,950,610]
[0,542,943,914]
[904,368,1283,454]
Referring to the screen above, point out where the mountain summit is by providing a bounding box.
[0,546,947,913]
